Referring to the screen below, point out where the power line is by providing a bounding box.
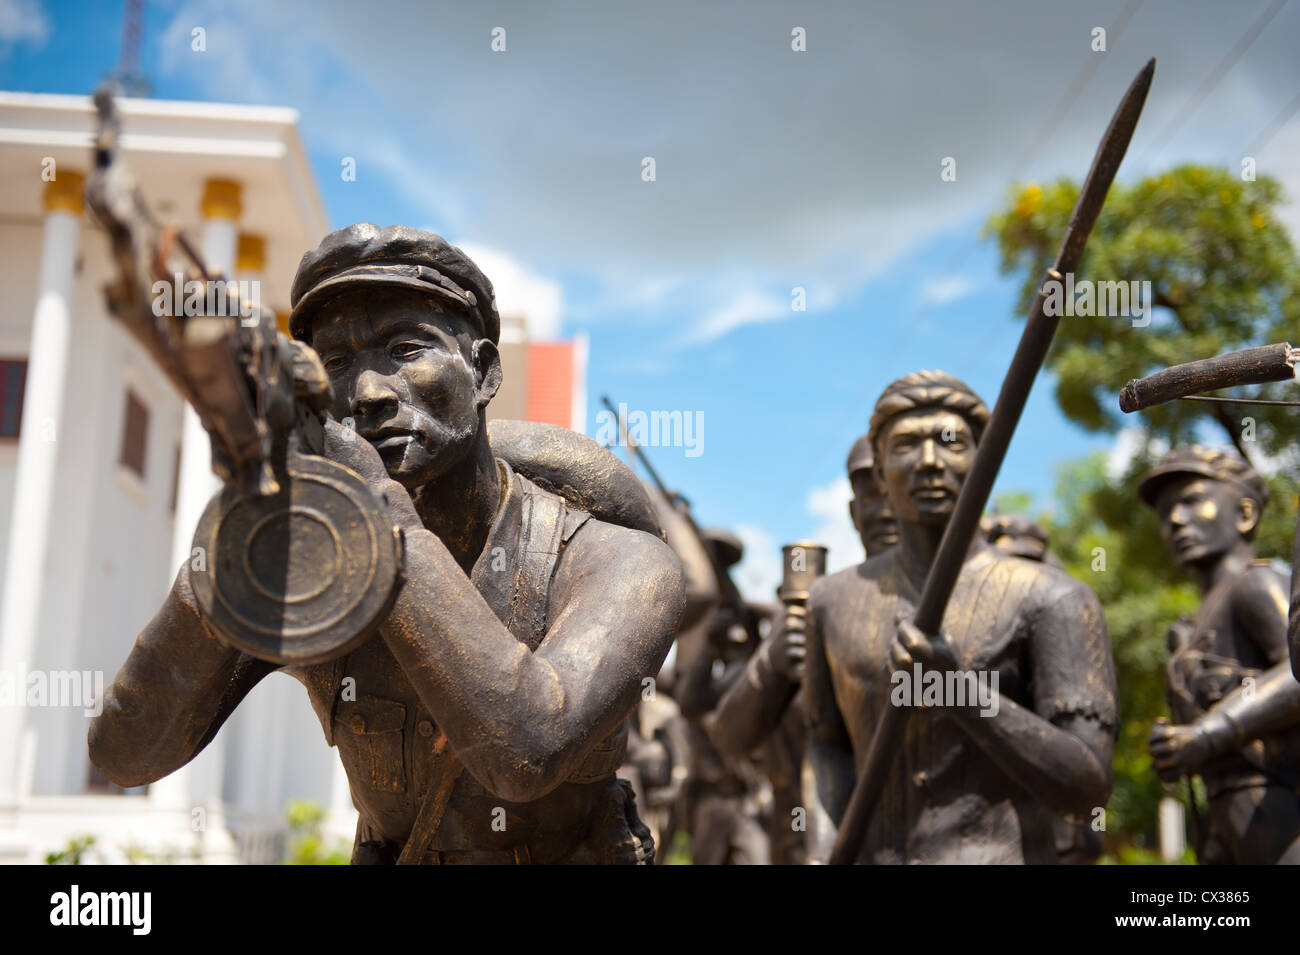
[1012,0,1144,180]
[1147,0,1288,154]
[804,3,1146,493]
[948,3,1146,378]
[1246,87,1300,155]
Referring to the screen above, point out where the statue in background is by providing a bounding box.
[1140,445,1300,864]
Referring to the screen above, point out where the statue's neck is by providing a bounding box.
[1190,540,1254,595]
[412,426,501,574]
[896,517,985,597]
[897,519,948,595]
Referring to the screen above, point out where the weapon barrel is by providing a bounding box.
[600,394,675,501]
[1118,342,1298,413]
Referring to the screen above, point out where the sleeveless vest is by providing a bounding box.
[293,460,641,862]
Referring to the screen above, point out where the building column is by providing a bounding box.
[168,178,241,574]
[149,179,242,859]
[0,172,84,801]
[218,231,285,820]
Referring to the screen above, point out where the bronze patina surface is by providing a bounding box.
[805,371,1117,864]
[1140,446,1300,864]
[89,224,685,864]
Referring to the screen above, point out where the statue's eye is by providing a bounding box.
[391,341,428,361]
[322,353,350,374]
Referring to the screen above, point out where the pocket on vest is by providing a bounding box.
[335,695,408,794]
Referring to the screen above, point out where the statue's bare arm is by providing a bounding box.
[379,519,684,802]
[802,599,855,824]
[87,562,277,787]
[704,633,797,760]
[1198,570,1300,745]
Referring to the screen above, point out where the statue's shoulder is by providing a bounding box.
[489,419,663,539]
[809,552,893,607]
[1230,559,1289,603]
[980,546,1099,609]
[512,466,675,576]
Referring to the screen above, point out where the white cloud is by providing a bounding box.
[149,0,1300,353]
[732,522,780,604]
[455,243,564,340]
[804,475,864,574]
[0,0,47,51]
[1260,122,1300,250]
[685,289,787,345]
[157,2,276,103]
[919,274,976,307]
[732,476,863,604]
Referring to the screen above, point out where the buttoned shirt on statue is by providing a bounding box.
[805,544,1117,864]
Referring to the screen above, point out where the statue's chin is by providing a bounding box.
[385,429,476,490]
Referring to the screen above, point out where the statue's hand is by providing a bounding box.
[321,417,423,536]
[764,603,807,682]
[890,615,959,676]
[1148,717,1213,781]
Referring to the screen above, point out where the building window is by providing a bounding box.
[0,358,27,439]
[118,389,150,479]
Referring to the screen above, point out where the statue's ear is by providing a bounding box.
[1236,496,1260,537]
[472,339,502,409]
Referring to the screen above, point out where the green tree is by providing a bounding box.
[283,799,348,865]
[986,165,1300,859]
[986,165,1300,465]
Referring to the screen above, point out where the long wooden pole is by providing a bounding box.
[830,58,1156,865]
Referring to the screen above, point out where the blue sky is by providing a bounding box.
[5,0,1299,595]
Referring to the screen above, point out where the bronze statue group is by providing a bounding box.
[628,372,1300,865]
[87,225,1300,865]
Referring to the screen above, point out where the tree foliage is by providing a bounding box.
[986,165,1300,859]
[986,165,1300,464]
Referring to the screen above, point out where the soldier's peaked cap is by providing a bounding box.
[1137,445,1269,509]
[289,224,498,344]
[846,434,875,477]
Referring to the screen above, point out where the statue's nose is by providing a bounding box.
[353,368,399,417]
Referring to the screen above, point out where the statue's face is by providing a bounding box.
[1153,475,1253,569]
[849,471,899,556]
[878,409,975,525]
[310,288,500,490]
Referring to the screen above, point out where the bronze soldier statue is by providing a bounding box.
[675,528,772,865]
[805,370,1117,864]
[704,434,898,863]
[1139,446,1300,864]
[983,513,1100,864]
[848,434,900,556]
[985,513,1062,568]
[89,224,686,864]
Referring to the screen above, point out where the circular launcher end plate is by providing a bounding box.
[190,454,403,665]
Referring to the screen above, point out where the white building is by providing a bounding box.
[0,91,355,863]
